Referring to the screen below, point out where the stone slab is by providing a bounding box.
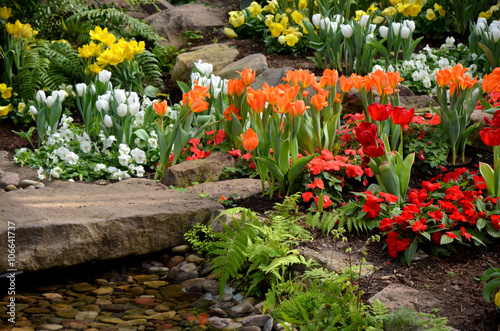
[0,178,223,273]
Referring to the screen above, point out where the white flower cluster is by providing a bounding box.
[191,59,228,99]
[475,18,500,42]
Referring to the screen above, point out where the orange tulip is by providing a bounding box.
[241,128,258,151]
[153,100,168,117]
[311,92,328,112]
[263,83,279,106]
[371,70,388,95]
[350,73,364,90]
[284,70,301,86]
[436,68,452,87]
[320,69,339,88]
[224,104,242,120]
[274,96,290,114]
[191,83,210,100]
[450,63,467,82]
[482,70,500,93]
[189,97,209,113]
[286,100,307,117]
[387,71,403,89]
[247,88,267,113]
[340,75,354,93]
[238,68,255,86]
[283,83,300,101]
[227,78,246,97]
[359,75,374,92]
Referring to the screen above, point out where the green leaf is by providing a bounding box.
[177,81,191,94]
[482,278,500,302]
[403,240,417,266]
[480,162,496,197]
[255,156,284,183]
[440,234,454,245]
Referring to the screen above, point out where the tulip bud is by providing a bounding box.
[29,105,37,116]
[312,13,321,27]
[96,99,109,112]
[320,17,331,31]
[114,89,127,104]
[46,96,55,109]
[329,22,338,33]
[117,103,128,117]
[104,114,113,128]
[490,27,500,42]
[379,26,389,39]
[379,160,401,201]
[401,27,410,39]
[360,15,369,28]
[403,20,415,33]
[340,24,353,38]
[99,70,112,83]
[392,22,401,36]
[76,83,86,97]
[36,90,46,104]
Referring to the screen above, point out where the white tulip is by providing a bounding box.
[46,96,55,109]
[332,14,343,24]
[36,90,46,104]
[312,13,321,27]
[490,27,500,42]
[366,33,375,41]
[129,101,140,115]
[476,23,487,35]
[114,89,127,104]
[29,105,37,116]
[477,17,488,26]
[401,27,410,39]
[96,99,109,112]
[403,20,416,33]
[360,15,369,28]
[76,83,87,97]
[117,103,128,117]
[329,22,338,33]
[340,24,353,38]
[392,22,401,36]
[104,114,113,128]
[194,59,213,76]
[379,26,389,39]
[99,70,112,83]
[320,17,331,31]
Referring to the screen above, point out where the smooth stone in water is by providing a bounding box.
[159,285,185,299]
[186,254,205,264]
[172,245,190,254]
[242,314,271,327]
[54,309,78,319]
[227,301,253,317]
[134,274,159,284]
[72,283,96,292]
[38,324,63,331]
[99,316,124,324]
[143,280,169,289]
[75,311,99,321]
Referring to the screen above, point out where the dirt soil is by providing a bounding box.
[1,1,499,330]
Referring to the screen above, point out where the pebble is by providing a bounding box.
[143,280,169,289]
[172,244,190,254]
[42,293,63,301]
[20,179,43,188]
[0,172,20,188]
[187,254,205,264]
[166,256,185,269]
[72,283,96,292]
[99,316,124,324]
[5,184,17,191]
[134,274,159,284]
[54,308,78,318]
[92,287,114,295]
[227,302,253,317]
[38,324,63,330]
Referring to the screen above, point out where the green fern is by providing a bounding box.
[17,39,51,100]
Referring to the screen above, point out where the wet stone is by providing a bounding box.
[72,283,96,292]
[50,303,73,311]
[172,245,190,254]
[94,279,109,286]
[75,311,99,321]
[134,297,156,306]
[166,256,185,269]
[207,307,228,317]
[42,293,63,301]
[61,319,89,329]
[227,301,253,317]
[147,311,176,320]
[242,314,271,327]
[128,286,145,296]
[81,304,100,311]
[153,303,176,312]
[113,297,134,304]
[92,287,114,295]
[134,274,159,284]
[186,254,205,264]
[38,324,63,331]
[159,285,185,299]
[100,303,137,312]
[240,327,261,331]
[73,295,96,304]
[54,309,78,319]
[143,280,169,289]
[24,307,51,314]
[99,316,124,324]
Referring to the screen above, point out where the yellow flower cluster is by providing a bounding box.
[0,84,13,117]
[265,12,306,47]
[381,0,425,17]
[5,20,38,39]
[426,3,445,20]
[0,6,12,20]
[78,26,145,74]
[479,1,500,20]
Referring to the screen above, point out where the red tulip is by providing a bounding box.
[390,106,414,126]
[354,121,378,146]
[480,127,500,146]
[367,103,391,121]
[484,109,500,128]
[363,138,385,158]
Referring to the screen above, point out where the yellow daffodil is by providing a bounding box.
[479,11,492,19]
[398,3,421,17]
[248,1,262,17]
[278,13,288,26]
[298,0,307,11]
[78,43,96,58]
[367,4,378,14]
[426,8,436,20]
[263,0,277,14]
[382,6,397,16]
[389,0,401,5]
[87,63,102,74]
[291,10,303,25]
[355,10,367,21]
[434,4,445,16]
[269,22,284,37]
[495,291,500,307]
[0,84,13,99]
[0,6,12,20]
[129,40,145,54]
[224,27,238,38]
[89,26,116,46]
[0,104,12,117]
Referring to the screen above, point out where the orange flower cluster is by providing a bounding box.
[436,64,479,96]
[482,68,500,94]
[182,83,210,113]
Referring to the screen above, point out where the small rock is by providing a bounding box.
[240,327,261,331]
[54,309,78,319]
[50,303,73,311]
[179,263,198,274]
[263,316,273,331]
[166,256,185,269]
[92,287,114,295]
[75,311,99,321]
[227,302,253,317]
[159,284,185,299]
[187,254,205,264]
[147,311,176,320]
[24,307,51,314]
[274,322,293,331]
[172,244,190,254]
[134,274,159,284]
[94,279,109,286]
[252,301,265,314]
[242,314,271,327]
[0,172,20,189]
[42,293,63,300]
[72,282,96,292]
[100,303,137,312]
[207,307,227,317]
[37,324,63,331]
[5,184,17,191]
[143,280,169,289]
[99,316,125,324]
[20,179,44,189]
[154,303,176,312]
[134,297,156,306]
[128,286,145,296]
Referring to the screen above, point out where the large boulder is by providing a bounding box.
[162,152,235,188]
[0,178,223,273]
[146,3,226,49]
[216,54,269,81]
[171,44,239,87]
[250,66,294,90]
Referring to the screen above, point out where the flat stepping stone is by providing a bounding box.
[0,178,223,273]
[185,178,264,200]
[367,283,442,311]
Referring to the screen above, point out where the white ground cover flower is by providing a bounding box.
[80,140,92,153]
[134,165,145,177]
[94,163,107,172]
[50,167,62,178]
[119,144,130,156]
[148,138,158,149]
[130,148,146,164]
[37,167,45,180]
[118,154,131,167]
